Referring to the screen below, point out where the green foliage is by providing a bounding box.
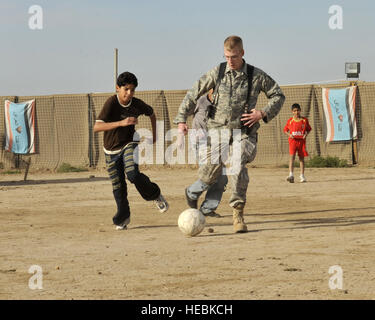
[1,170,22,174]
[280,161,299,168]
[305,156,349,168]
[280,156,349,168]
[57,163,88,173]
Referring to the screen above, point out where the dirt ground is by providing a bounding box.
[0,166,374,300]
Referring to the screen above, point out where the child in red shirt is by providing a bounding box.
[283,103,312,183]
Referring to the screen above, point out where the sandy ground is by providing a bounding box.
[0,166,374,300]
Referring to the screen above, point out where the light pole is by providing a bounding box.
[345,62,360,164]
[345,62,360,80]
[114,48,118,91]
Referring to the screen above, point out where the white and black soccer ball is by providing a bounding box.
[178,208,206,237]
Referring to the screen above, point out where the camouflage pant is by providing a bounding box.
[198,133,257,208]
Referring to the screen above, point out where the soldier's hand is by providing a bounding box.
[120,117,138,126]
[241,109,263,127]
[178,122,188,136]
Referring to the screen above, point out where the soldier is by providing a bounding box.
[174,35,285,233]
[189,89,227,218]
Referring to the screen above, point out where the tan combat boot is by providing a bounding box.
[233,203,248,233]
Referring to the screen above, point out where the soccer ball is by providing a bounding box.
[178,208,206,237]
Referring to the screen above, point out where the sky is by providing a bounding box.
[1,0,374,96]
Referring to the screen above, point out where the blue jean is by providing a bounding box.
[187,174,228,214]
[105,142,160,225]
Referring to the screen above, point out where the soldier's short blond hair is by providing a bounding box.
[224,36,243,51]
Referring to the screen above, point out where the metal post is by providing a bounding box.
[23,158,31,181]
[350,80,358,165]
[114,48,118,91]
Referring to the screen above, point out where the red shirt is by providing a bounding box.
[284,117,311,140]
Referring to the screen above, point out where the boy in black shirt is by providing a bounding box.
[94,72,169,230]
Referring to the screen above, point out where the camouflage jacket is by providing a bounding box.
[174,60,285,136]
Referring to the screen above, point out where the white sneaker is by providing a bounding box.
[300,175,307,183]
[155,194,169,213]
[115,217,130,230]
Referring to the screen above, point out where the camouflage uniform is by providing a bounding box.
[174,60,285,207]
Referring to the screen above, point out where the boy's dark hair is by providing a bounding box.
[291,103,301,111]
[117,72,138,88]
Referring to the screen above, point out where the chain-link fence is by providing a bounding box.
[1,82,374,170]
